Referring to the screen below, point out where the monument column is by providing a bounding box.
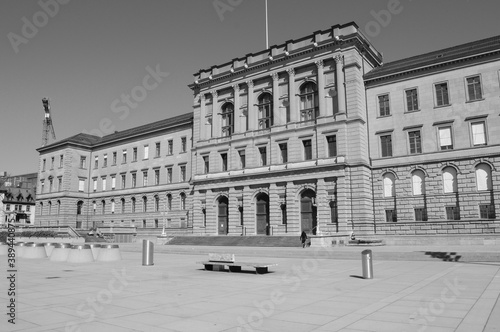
[271,72,280,126]
[232,84,241,134]
[211,90,219,137]
[334,54,346,117]
[315,60,326,117]
[287,68,297,123]
[246,80,256,131]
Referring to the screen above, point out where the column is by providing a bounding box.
[271,72,281,126]
[200,93,207,140]
[334,54,346,116]
[287,68,297,123]
[232,84,241,134]
[315,60,326,117]
[211,90,219,137]
[246,80,256,131]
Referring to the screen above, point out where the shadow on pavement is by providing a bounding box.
[424,251,462,261]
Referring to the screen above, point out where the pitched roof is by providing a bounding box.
[364,35,500,83]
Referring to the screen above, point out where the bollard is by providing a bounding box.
[361,249,373,279]
[142,240,154,266]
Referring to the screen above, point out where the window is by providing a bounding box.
[412,170,425,196]
[385,209,397,222]
[279,143,288,163]
[438,127,453,150]
[446,206,460,220]
[132,173,136,188]
[221,103,234,137]
[121,174,126,188]
[122,150,127,163]
[221,153,228,171]
[239,150,246,168]
[143,171,148,186]
[6,204,11,211]
[406,89,419,112]
[167,140,173,155]
[94,156,99,169]
[408,130,422,154]
[167,167,172,183]
[102,177,106,191]
[167,194,172,210]
[180,165,186,182]
[257,93,273,129]
[442,167,457,193]
[435,82,449,106]
[111,199,115,214]
[80,156,86,168]
[327,136,337,157]
[131,197,136,213]
[414,208,428,221]
[58,177,62,191]
[101,200,105,214]
[180,193,186,210]
[78,179,85,192]
[49,178,53,192]
[103,154,107,167]
[380,135,392,157]
[479,204,496,219]
[121,198,125,214]
[378,94,390,116]
[203,156,210,174]
[42,159,46,171]
[144,145,149,159]
[330,200,338,223]
[259,147,267,166]
[154,195,160,212]
[50,157,54,169]
[111,176,116,190]
[303,139,313,160]
[471,122,486,146]
[467,76,482,101]
[383,173,395,197]
[181,137,187,152]
[142,197,147,212]
[59,155,64,167]
[39,202,42,215]
[299,82,319,120]
[475,163,492,191]
[112,152,117,165]
[133,147,137,161]
[93,178,97,192]
[155,142,160,157]
[154,169,160,185]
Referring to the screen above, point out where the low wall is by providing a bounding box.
[373,220,500,236]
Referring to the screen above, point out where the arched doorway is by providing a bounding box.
[217,196,229,235]
[256,193,270,235]
[300,189,317,235]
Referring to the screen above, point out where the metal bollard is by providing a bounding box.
[361,249,373,279]
[142,240,154,266]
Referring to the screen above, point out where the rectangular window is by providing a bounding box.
[143,171,148,186]
[435,82,449,106]
[6,204,10,211]
[446,206,460,220]
[181,137,187,153]
[279,143,288,163]
[438,127,453,150]
[239,150,246,168]
[93,178,97,192]
[259,147,267,166]
[112,152,117,165]
[59,155,64,167]
[385,209,397,222]
[221,153,228,171]
[42,159,46,171]
[471,122,486,146]
[78,179,85,192]
[80,156,86,168]
[203,156,210,174]
[167,140,173,155]
[303,140,313,160]
[405,88,419,112]
[180,165,186,182]
[378,94,390,117]
[94,156,98,169]
[479,204,496,219]
[121,174,126,188]
[102,178,106,191]
[144,145,149,159]
[51,157,54,169]
[111,176,116,189]
[103,154,107,167]
[155,142,160,157]
[408,130,422,154]
[380,135,393,157]
[154,169,160,185]
[167,167,172,183]
[467,76,482,101]
[327,136,337,157]
[133,147,137,161]
[122,150,127,163]
[414,208,428,221]
[131,173,136,188]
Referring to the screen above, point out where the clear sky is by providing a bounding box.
[1,0,500,175]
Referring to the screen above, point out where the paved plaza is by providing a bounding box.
[1,243,500,332]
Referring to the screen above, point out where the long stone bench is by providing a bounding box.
[197,253,277,274]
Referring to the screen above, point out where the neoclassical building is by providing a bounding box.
[36,22,500,237]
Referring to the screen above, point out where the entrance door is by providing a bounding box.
[218,196,229,235]
[300,189,317,235]
[256,193,269,235]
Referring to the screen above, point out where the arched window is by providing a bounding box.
[221,102,234,137]
[142,196,147,212]
[111,199,115,214]
[154,195,160,212]
[167,194,172,210]
[383,173,396,197]
[131,197,136,213]
[412,170,426,196]
[48,201,52,215]
[77,201,83,215]
[101,200,106,214]
[180,193,186,210]
[299,82,319,121]
[257,92,273,129]
[57,200,61,215]
[92,201,96,214]
[442,167,458,193]
[476,163,492,191]
[40,202,43,216]
[121,198,125,213]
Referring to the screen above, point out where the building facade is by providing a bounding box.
[0,172,37,225]
[35,23,500,237]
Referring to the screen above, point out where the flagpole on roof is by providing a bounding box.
[265,0,269,49]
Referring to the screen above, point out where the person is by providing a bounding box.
[300,231,308,248]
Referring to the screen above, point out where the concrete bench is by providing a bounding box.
[197,253,277,274]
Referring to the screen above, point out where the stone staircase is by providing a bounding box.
[166,235,302,247]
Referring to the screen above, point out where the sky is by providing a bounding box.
[1,0,500,175]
